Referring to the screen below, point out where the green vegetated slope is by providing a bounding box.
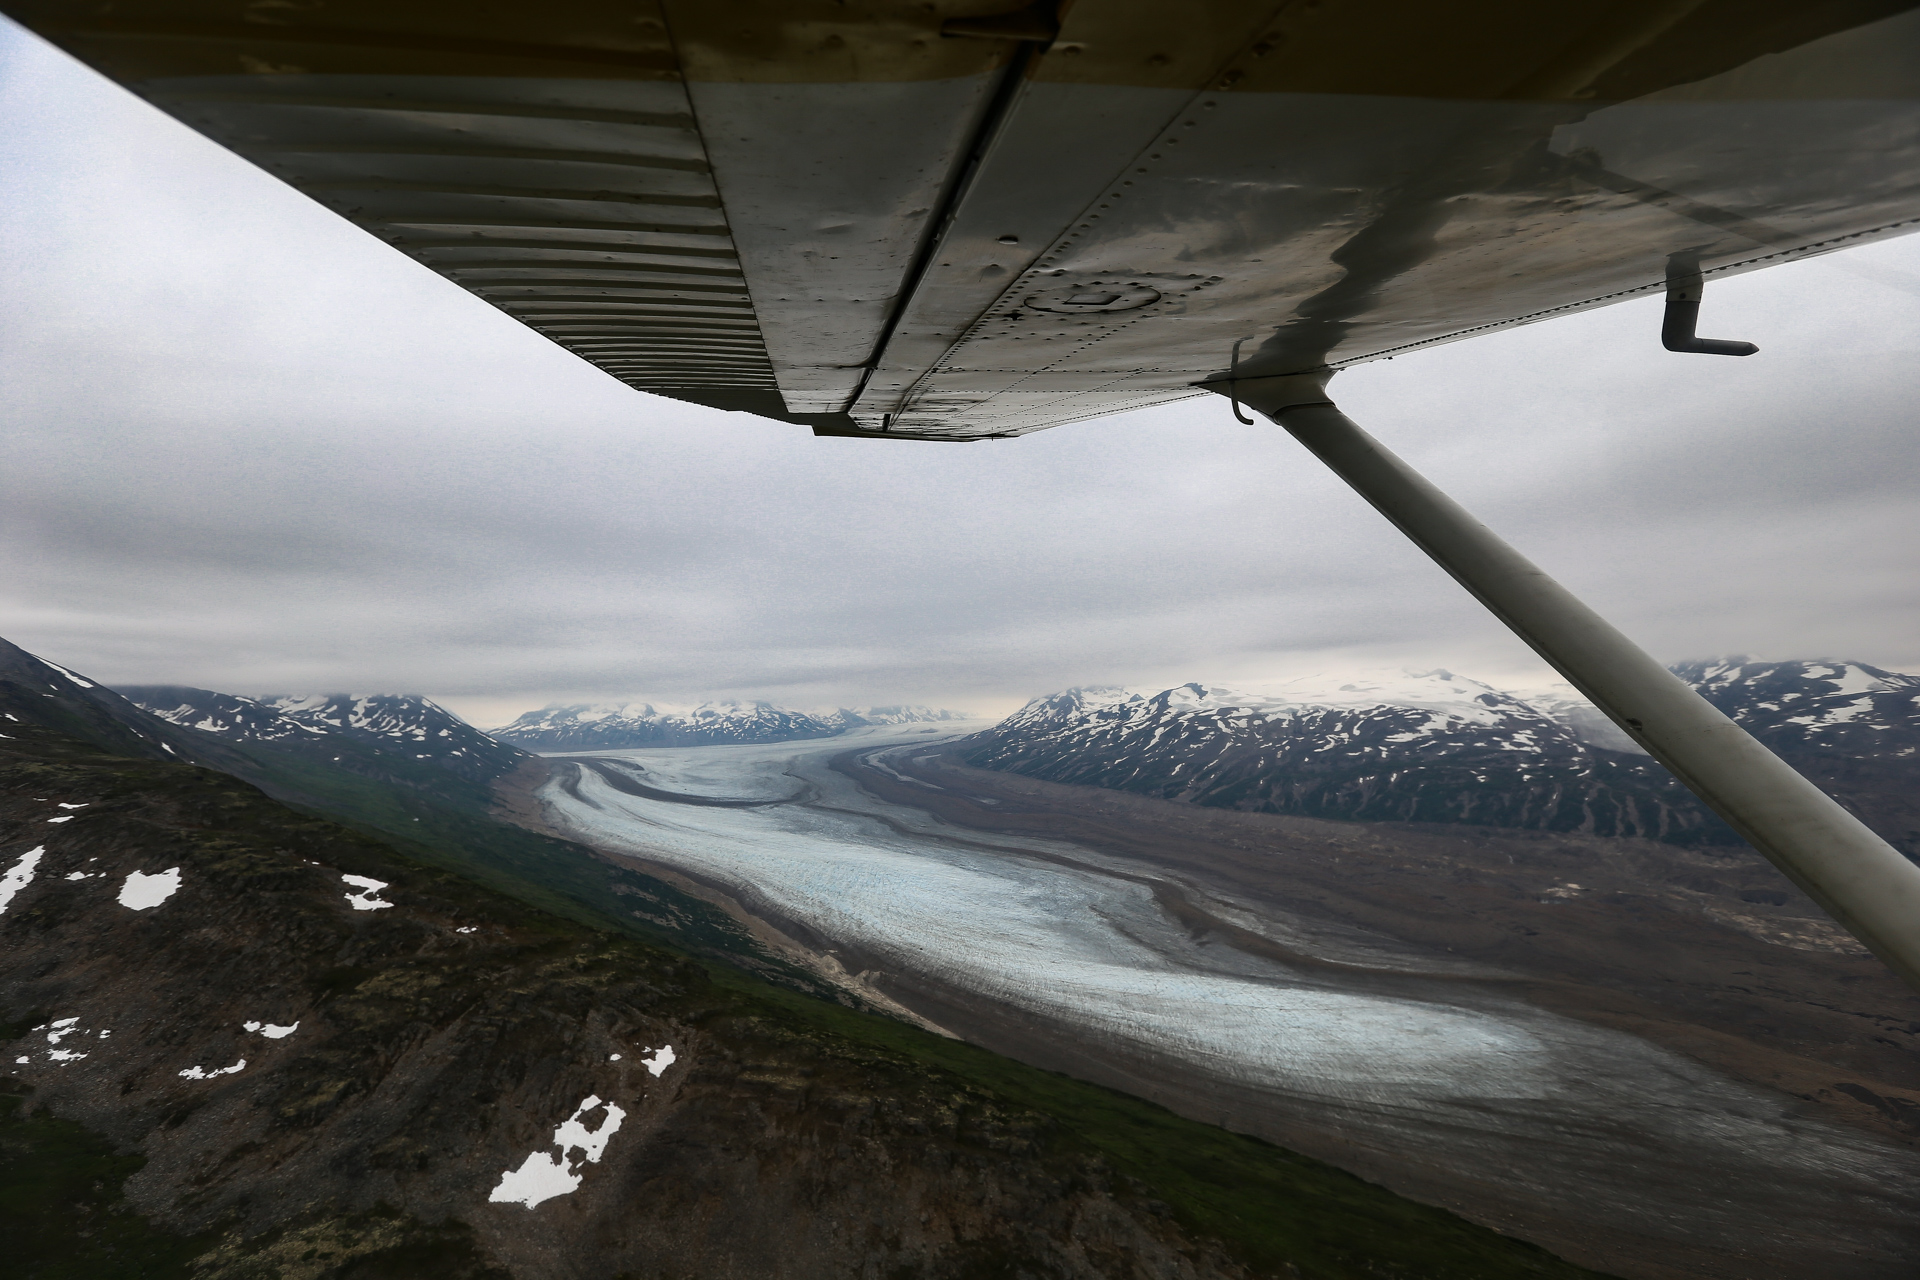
[0,1085,214,1280]
[221,739,839,994]
[0,720,1611,1280]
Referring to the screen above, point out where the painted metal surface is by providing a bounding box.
[853,1,1920,438]
[4,0,1917,438]
[659,1,1018,415]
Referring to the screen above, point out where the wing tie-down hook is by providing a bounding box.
[1662,256,1757,356]
[1228,338,1255,424]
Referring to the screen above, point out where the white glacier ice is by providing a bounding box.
[532,722,1920,1250]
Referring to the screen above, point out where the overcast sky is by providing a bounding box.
[4,21,1918,729]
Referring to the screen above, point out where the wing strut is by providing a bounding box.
[1204,372,1920,989]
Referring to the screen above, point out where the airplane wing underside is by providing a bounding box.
[7,0,1918,440]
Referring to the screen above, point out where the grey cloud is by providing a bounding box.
[2,19,1917,727]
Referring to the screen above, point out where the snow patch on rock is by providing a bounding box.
[179,1058,246,1080]
[35,656,95,688]
[118,868,182,910]
[245,1020,300,1039]
[341,875,393,911]
[1,846,45,914]
[489,1095,627,1209]
[15,1016,109,1066]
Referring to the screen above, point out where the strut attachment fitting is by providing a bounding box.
[1226,339,1256,424]
[1662,256,1757,356]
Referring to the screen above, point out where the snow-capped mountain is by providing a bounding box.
[122,687,526,784]
[1664,659,1920,858]
[0,639,251,770]
[493,700,966,750]
[1672,659,1920,757]
[1508,683,1647,754]
[823,705,970,729]
[963,672,1730,842]
[493,700,837,750]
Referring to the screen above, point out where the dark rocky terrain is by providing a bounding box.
[1,638,256,773]
[0,642,1608,1280]
[118,684,535,821]
[123,687,527,786]
[5,638,824,992]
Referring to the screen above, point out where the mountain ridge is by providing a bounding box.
[961,671,1732,843]
[122,686,527,786]
[0,638,256,774]
[492,700,967,751]
[958,662,1920,850]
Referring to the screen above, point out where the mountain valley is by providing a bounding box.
[513,724,1920,1280]
[2,638,1617,1280]
[9,638,1920,1280]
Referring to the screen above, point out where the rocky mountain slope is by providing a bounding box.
[0,639,253,773]
[1509,683,1646,753]
[3,654,820,998]
[962,662,1920,855]
[494,700,965,750]
[1675,659,1920,754]
[122,686,527,786]
[963,673,1735,844]
[1673,658,1920,856]
[0,659,1602,1280]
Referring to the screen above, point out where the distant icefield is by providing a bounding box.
[536,724,1920,1254]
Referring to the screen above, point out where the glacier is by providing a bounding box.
[529,722,1920,1260]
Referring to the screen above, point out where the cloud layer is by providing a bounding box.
[3,21,1918,726]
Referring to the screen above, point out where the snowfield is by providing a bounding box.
[494,699,965,751]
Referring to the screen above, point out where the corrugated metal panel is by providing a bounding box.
[3,0,803,416]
